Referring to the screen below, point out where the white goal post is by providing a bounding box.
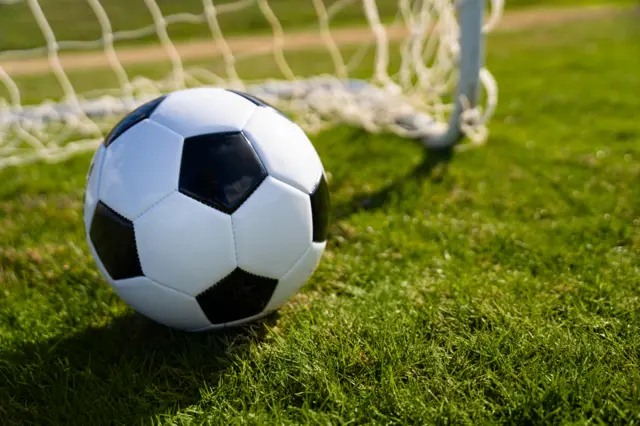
[0,0,504,171]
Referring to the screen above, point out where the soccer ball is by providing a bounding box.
[83,87,330,331]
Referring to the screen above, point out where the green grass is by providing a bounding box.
[0,0,394,51]
[2,9,640,426]
[0,0,633,51]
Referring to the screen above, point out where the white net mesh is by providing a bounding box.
[0,0,503,170]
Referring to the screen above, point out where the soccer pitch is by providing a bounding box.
[1,1,639,424]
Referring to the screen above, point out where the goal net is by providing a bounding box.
[0,0,504,171]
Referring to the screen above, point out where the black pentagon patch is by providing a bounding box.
[310,174,331,242]
[104,95,167,147]
[89,201,142,280]
[196,268,278,325]
[179,131,267,213]
[226,89,289,119]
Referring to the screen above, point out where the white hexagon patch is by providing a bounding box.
[83,145,106,232]
[134,191,237,296]
[98,119,184,220]
[232,176,312,279]
[242,106,324,195]
[150,87,257,138]
[265,241,326,312]
[113,276,211,331]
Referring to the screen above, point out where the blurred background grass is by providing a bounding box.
[0,0,634,51]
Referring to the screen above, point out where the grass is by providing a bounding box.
[0,0,634,51]
[1,8,640,426]
[0,0,396,51]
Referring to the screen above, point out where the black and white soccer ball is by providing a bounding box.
[83,87,330,331]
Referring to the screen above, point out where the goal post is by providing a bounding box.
[0,0,504,171]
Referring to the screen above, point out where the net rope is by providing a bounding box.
[0,0,504,170]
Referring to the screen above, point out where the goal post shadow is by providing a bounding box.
[332,143,455,223]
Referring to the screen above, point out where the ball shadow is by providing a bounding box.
[1,310,279,425]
